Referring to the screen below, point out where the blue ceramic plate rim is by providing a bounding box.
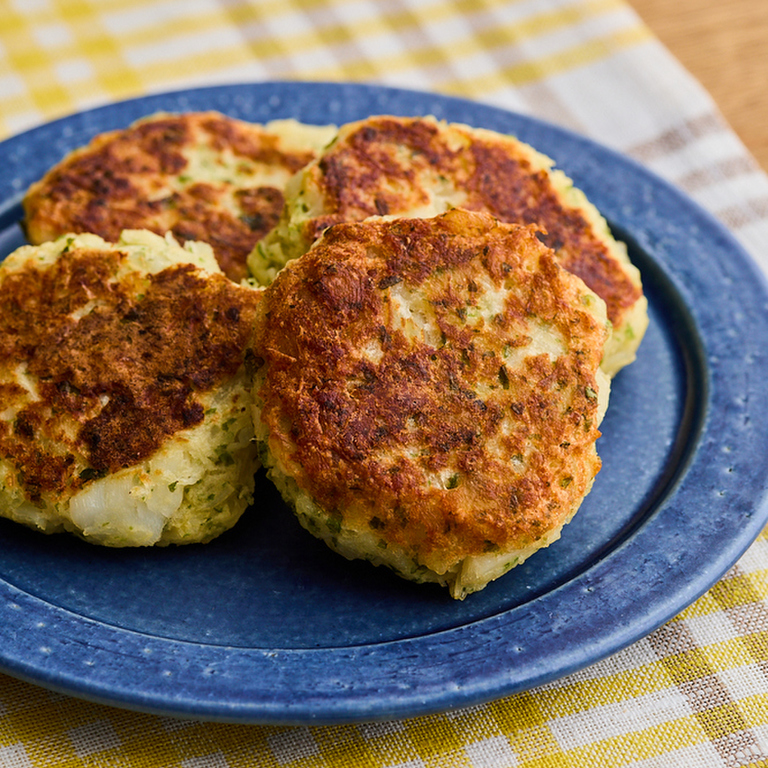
[1,81,768,725]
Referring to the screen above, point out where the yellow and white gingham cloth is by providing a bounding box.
[2,1,768,766]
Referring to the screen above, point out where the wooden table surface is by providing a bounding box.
[630,0,768,172]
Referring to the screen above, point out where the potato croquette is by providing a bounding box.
[0,230,261,546]
[250,115,646,376]
[252,209,611,598]
[23,112,335,283]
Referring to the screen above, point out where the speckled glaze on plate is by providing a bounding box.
[1,82,768,725]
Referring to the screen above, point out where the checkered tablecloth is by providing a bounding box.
[2,1,768,766]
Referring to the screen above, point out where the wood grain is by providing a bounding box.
[629,0,768,171]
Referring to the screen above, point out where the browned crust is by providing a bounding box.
[255,210,606,572]
[0,244,260,502]
[22,112,317,282]
[301,116,640,328]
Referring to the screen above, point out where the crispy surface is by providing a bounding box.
[0,232,260,536]
[23,112,335,282]
[254,209,609,591]
[251,115,647,375]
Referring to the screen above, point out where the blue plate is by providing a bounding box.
[1,81,768,725]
